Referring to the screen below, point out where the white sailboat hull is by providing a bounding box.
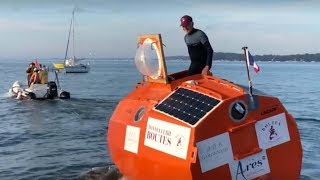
[65,64,90,73]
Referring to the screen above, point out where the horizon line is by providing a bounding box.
[1,51,320,61]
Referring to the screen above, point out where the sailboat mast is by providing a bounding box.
[72,10,75,59]
[64,10,73,63]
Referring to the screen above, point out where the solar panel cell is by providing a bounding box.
[154,88,221,125]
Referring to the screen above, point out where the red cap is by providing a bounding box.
[180,15,192,27]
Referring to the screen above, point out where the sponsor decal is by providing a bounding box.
[144,117,191,159]
[255,113,290,149]
[124,125,140,154]
[260,105,278,116]
[196,132,234,173]
[175,134,186,149]
[229,150,270,180]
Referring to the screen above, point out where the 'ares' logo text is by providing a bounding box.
[236,156,266,180]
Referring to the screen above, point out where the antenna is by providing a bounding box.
[242,47,252,95]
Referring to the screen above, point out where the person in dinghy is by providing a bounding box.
[26,62,35,86]
[30,68,41,85]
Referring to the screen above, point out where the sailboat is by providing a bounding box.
[60,10,90,73]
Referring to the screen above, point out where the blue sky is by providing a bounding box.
[0,0,319,59]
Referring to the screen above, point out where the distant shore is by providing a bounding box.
[90,52,320,62]
[165,52,320,62]
[75,52,320,62]
[2,52,320,62]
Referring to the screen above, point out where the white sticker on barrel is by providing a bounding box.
[144,117,191,159]
[196,132,234,173]
[229,150,270,180]
[124,125,140,154]
[255,113,290,149]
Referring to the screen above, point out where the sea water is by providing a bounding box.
[0,59,319,179]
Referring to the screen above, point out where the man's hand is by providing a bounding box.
[201,66,210,77]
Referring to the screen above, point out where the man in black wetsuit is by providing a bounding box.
[180,15,214,76]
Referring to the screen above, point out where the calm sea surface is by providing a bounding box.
[0,59,319,179]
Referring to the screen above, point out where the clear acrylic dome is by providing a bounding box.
[134,38,160,79]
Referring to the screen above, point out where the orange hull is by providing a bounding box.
[107,71,302,179]
[107,34,302,180]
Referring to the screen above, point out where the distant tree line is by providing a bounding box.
[166,52,320,62]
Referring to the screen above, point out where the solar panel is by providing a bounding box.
[154,88,220,125]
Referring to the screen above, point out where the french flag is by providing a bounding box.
[247,51,260,73]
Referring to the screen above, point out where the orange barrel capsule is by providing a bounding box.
[107,34,302,180]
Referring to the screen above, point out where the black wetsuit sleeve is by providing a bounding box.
[198,31,213,69]
[203,41,213,69]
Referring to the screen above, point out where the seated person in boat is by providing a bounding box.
[39,66,48,84]
[26,62,35,86]
[30,68,41,85]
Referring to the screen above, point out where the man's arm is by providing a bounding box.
[203,41,213,69]
[198,31,214,69]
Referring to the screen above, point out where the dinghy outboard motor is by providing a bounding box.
[53,70,70,99]
[47,81,58,99]
[59,91,70,99]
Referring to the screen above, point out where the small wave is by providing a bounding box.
[296,118,320,123]
[1,91,14,98]
[0,132,29,148]
[68,97,120,103]
[300,174,320,180]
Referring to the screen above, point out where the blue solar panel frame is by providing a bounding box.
[154,88,221,125]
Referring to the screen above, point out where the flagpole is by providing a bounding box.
[242,47,253,95]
